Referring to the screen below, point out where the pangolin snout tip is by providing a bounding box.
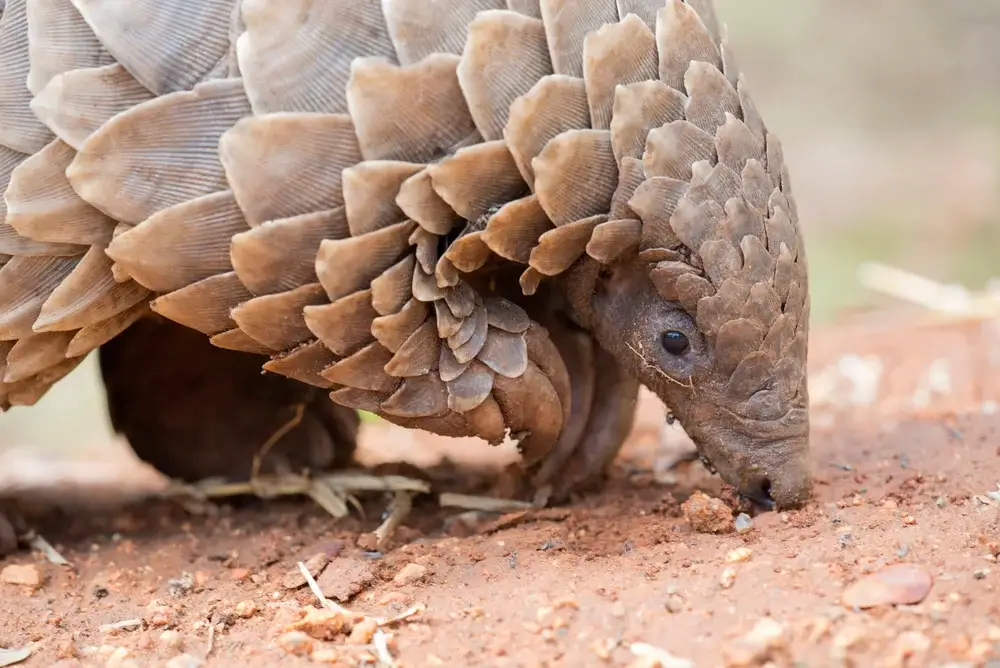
[738,451,813,510]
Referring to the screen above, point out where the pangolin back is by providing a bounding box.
[0,0,807,488]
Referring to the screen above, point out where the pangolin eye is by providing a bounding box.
[661,330,689,355]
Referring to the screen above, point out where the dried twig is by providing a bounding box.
[206,612,219,657]
[24,531,69,566]
[857,262,1000,318]
[155,471,431,520]
[0,646,31,667]
[296,561,425,627]
[438,493,533,514]
[372,492,412,550]
[373,629,396,668]
[250,403,306,481]
[99,619,142,633]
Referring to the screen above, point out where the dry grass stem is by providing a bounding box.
[438,493,533,513]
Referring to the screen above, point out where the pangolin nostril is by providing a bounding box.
[742,477,775,510]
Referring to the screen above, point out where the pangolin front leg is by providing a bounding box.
[552,345,640,497]
[525,320,639,502]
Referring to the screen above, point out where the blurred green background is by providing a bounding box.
[2,0,999,451]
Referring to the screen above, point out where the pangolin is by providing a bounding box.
[0,0,812,538]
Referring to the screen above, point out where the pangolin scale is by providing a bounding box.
[0,0,812,537]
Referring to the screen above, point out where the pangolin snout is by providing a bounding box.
[687,407,813,510]
[731,438,812,509]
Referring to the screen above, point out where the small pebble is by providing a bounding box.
[377,591,411,606]
[841,563,933,609]
[165,653,203,668]
[317,557,376,602]
[889,631,931,666]
[56,638,78,659]
[229,568,251,582]
[167,572,194,597]
[233,600,257,618]
[393,563,428,586]
[664,594,684,614]
[734,513,753,534]
[284,606,359,641]
[725,548,753,563]
[143,600,175,627]
[1,563,42,587]
[310,649,340,664]
[158,630,183,651]
[347,618,378,645]
[721,618,787,667]
[104,647,130,668]
[277,631,314,656]
[682,491,733,534]
[282,553,331,590]
[720,567,737,589]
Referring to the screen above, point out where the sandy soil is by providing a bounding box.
[1,310,999,668]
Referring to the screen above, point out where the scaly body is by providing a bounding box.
[0,0,812,539]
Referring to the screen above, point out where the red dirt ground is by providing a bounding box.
[1,309,999,668]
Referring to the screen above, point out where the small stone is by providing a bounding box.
[734,513,753,534]
[310,648,341,664]
[392,563,428,586]
[165,653,203,668]
[356,533,379,551]
[167,572,194,597]
[377,591,411,606]
[901,515,917,526]
[317,557,376,602]
[56,638,79,659]
[720,566,737,589]
[889,631,931,666]
[610,602,627,618]
[681,491,733,534]
[284,605,360,641]
[143,600,174,627]
[725,547,753,563]
[841,563,933,609]
[721,618,787,667]
[277,631,314,656]
[282,553,331,590]
[830,623,868,662]
[665,594,685,613]
[233,600,257,618]
[347,618,378,645]
[629,642,695,668]
[1,563,42,587]
[230,568,251,582]
[104,647,130,668]
[590,639,616,660]
[158,630,183,651]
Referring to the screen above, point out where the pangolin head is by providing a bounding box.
[584,141,812,509]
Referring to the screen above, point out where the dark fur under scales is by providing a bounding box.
[99,317,360,483]
[0,0,813,550]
